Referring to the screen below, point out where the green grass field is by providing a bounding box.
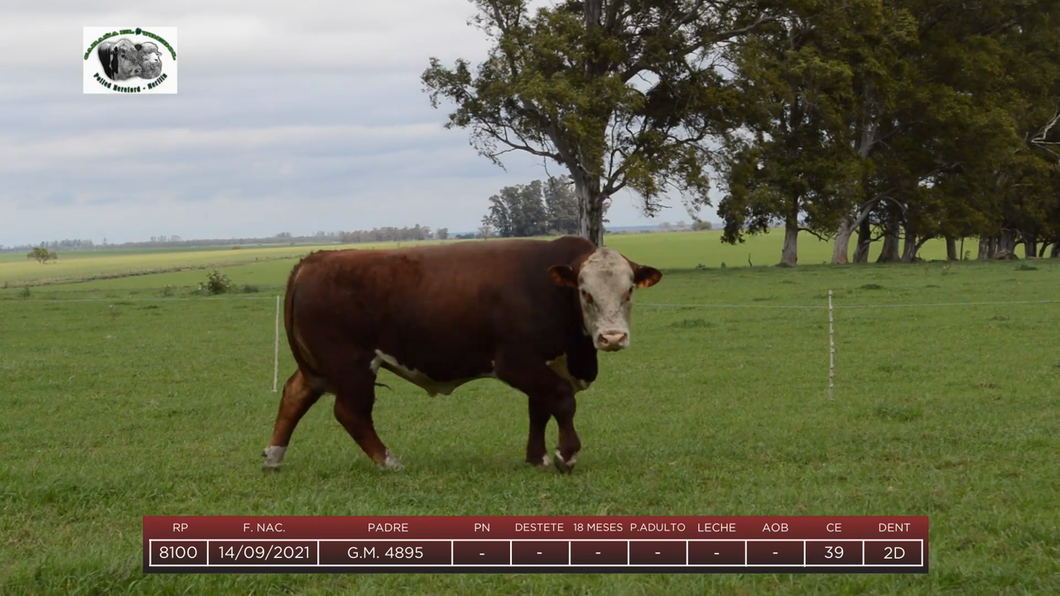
[1,232,1057,595]
[0,242,431,288]
[1,229,981,292]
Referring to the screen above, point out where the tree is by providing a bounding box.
[515,180,550,236]
[543,175,578,234]
[478,221,495,239]
[422,0,777,246]
[785,0,920,264]
[27,246,57,264]
[483,180,550,237]
[436,227,449,240]
[716,1,862,266]
[821,0,1060,264]
[483,185,518,237]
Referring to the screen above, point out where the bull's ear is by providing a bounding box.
[633,265,662,288]
[548,265,578,289]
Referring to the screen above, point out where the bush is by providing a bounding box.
[200,270,233,295]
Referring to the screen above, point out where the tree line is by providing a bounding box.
[478,174,716,238]
[480,176,581,238]
[3,226,454,254]
[422,0,1060,264]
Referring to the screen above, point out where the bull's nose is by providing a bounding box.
[597,332,628,351]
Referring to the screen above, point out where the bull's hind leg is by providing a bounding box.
[333,369,402,471]
[263,368,324,471]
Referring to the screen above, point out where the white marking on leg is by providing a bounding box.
[541,454,552,467]
[554,449,577,468]
[262,445,286,469]
[380,449,403,471]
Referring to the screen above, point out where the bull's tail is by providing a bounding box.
[283,259,322,380]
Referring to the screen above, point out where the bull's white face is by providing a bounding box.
[112,39,142,79]
[549,248,662,352]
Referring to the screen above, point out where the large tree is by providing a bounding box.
[827,0,1060,263]
[716,1,862,266]
[422,0,776,246]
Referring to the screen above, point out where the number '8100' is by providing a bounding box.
[157,545,198,559]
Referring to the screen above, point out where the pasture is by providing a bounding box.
[1,229,980,292]
[1,232,1057,595]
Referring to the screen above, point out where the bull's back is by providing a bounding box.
[286,239,585,381]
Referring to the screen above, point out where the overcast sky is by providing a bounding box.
[0,1,718,246]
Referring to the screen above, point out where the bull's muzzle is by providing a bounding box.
[596,331,628,351]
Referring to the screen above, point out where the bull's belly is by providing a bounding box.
[370,350,493,397]
[369,350,592,396]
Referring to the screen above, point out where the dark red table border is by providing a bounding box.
[143,516,928,574]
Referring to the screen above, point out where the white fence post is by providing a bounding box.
[828,289,835,401]
[272,295,281,393]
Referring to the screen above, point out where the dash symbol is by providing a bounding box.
[773,551,778,555]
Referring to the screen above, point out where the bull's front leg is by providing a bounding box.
[526,399,553,468]
[496,353,581,473]
[549,386,580,473]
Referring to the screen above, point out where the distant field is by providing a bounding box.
[0,240,449,288]
[1,232,1057,594]
[605,229,980,270]
[0,230,984,294]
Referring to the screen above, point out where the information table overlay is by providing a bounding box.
[143,516,928,574]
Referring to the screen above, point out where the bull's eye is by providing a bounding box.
[580,289,594,304]
[625,288,633,301]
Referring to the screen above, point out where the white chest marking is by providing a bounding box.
[546,354,591,393]
[370,350,494,397]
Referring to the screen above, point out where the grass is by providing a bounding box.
[1,234,1058,595]
[1,229,981,290]
[0,240,449,288]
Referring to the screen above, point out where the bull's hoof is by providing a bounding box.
[527,454,553,469]
[261,447,284,472]
[377,450,404,471]
[553,450,577,474]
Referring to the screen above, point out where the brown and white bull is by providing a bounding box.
[262,236,662,473]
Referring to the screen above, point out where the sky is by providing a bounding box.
[0,1,718,247]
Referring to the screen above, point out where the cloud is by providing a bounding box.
[0,1,713,247]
